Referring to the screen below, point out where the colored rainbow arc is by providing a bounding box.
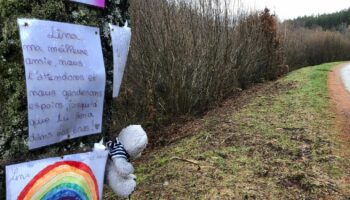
[18,161,99,200]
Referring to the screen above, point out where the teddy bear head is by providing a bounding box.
[117,125,148,159]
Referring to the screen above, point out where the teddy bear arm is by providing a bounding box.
[112,157,134,177]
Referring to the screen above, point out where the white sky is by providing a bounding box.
[241,0,350,21]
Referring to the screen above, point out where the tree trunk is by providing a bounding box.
[0,0,129,198]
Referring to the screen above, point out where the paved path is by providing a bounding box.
[340,63,350,92]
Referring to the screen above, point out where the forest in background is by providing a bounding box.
[288,8,350,31]
[283,8,350,69]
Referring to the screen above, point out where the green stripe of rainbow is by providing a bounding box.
[17,161,99,200]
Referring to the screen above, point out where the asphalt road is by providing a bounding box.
[341,63,350,92]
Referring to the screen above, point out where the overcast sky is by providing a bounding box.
[241,0,350,21]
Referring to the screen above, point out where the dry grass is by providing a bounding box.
[105,62,350,199]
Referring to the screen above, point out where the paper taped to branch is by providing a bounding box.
[17,19,106,149]
[69,0,105,8]
[6,150,108,200]
[110,23,131,97]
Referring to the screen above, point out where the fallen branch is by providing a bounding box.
[169,156,215,170]
[170,156,200,165]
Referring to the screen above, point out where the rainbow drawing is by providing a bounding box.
[17,161,99,200]
[69,0,105,8]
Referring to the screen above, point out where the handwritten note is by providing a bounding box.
[69,0,105,8]
[17,19,106,149]
[110,23,132,97]
[6,150,108,200]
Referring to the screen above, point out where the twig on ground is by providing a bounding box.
[170,156,200,165]
[169,156,215,170]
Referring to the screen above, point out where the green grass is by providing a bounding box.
[105,62,350,199]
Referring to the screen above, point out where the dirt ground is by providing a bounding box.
[328,63,350,191]
[328,63,350,155]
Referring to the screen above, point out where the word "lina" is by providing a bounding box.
[48,27,80,40]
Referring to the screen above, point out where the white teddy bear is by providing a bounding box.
[104,125,148,198]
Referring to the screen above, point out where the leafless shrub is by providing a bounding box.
[283,25,350,70]
[112,0,283,131]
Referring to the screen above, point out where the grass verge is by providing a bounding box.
[106,62,350,199]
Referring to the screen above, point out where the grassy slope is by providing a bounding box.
[106,63,350,199]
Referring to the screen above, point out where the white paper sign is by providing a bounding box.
[110,23,131,97]
[17,19,106,149]
[6,150,108,200]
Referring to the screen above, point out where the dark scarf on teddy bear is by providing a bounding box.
[106,138,130,161]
